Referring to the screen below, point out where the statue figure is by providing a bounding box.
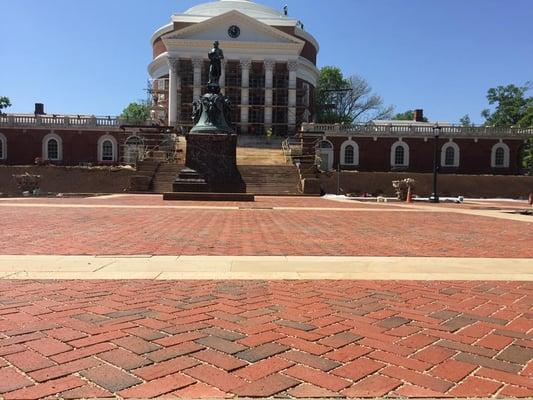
[190,42,233,134]
[208,41,224,85]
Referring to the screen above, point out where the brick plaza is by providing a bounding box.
[0,195,531,399]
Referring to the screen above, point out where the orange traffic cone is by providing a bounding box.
[406,186,413,203]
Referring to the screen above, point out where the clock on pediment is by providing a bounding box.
[228,25,241,39]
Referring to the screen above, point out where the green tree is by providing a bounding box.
[518,106,533,172]
[518,105,533,128]
[315,67,392,124]
[459,114,474,126]
[481,83,532,126]
[120,101,151,124]
[393,110,429,122]
[0,96,12,114]
[480,83,532,171]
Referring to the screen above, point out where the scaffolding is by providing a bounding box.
[149,60,313,136]
[117,125,182,165]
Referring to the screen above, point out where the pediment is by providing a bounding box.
[163,10,303,47]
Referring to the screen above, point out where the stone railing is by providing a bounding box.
[0,114,141,129]
[300,122,533,138]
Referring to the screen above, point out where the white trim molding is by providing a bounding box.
[42,133,63,161]
[340,139,359,166]
[441,141,460,167]
[97,134,118,163]
[0,133,6,160]
[390,141,409,167]
[491,142,510,168]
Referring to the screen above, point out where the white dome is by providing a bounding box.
[185,0,285,19]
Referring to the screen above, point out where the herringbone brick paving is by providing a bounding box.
[0,203,531,257]
[0,280,531,398]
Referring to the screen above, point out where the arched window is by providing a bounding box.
[441,142,460,167]
[319,140,333,149]
[345,145,354,164]
[48,140,59,160]
[491,143,510,168]
[42,133,63,161]
[391,141,409,167]
[495,148,505,166]
[340,140,359,166]
[395,146,405,165]
[0,133,6,160]
[102,141,113,160]
[97,134,118,162]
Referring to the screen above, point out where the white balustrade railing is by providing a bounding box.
[0,114,140,129]
[300,123,533,138]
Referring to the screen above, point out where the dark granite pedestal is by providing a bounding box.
[171,133,246,194]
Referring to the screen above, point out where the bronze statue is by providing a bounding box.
[208,41,224,85]
[191,42,232,133]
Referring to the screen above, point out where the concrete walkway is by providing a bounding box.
[1,256,531,281]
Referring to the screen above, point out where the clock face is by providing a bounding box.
[228,25,241,38]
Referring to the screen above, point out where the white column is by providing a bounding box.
[167,57,179,127]
[264,60,275,130]
[240,59,252,134]
[288,61,298,131]
[192,58,203,101]
[220,59,227,95]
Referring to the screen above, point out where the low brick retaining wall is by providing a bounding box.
[0,166,135,196]
[319,171,533,199]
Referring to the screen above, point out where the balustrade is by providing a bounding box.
[300,123,532,138]
[0,114,134,129]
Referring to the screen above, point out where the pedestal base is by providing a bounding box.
[172,168,208,193]
[174,133,245,193]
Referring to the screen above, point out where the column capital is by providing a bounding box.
[240,59,252,70]
[288,61,299,72]
[191,58,204,69]
[168,57,179,73]
[264,59,276,71]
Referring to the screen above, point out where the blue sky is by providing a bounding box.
[1,0,531,123]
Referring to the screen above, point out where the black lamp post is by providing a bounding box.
[430,125,441,203]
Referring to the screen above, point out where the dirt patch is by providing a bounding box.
[0,165,135,196]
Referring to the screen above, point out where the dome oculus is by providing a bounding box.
[228,25,241,38]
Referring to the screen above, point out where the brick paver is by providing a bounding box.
[0,196,531,257]
[0,279,530,398]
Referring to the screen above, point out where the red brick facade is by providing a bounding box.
[319,136,526,175]
[0,127,526,175]
[0,128,122,166]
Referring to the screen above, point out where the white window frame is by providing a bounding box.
[340,139,359,166]
[441,141,460,167]
[0,133,6,160]
[390,140,409,167]
[97,134,118,162]
[491,142,510,168]
[42,133,63,161]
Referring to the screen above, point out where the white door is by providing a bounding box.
[317,140,334,171]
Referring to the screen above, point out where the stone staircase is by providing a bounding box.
[151,163,183,193]
[139,139,304,195]
[238,165,302,195]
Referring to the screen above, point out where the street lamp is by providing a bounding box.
[430,125,442,203]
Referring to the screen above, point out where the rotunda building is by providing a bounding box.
[148,0,320,135]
